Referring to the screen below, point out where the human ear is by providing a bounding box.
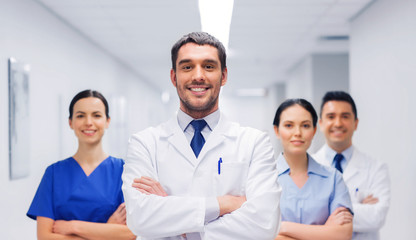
[170,69,177,87]
[318,119,324,132]
[220,68,228,86]
[273,125,280,139]
[69,118,73,129]
[105,117,111,129]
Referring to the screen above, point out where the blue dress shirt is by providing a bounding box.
[176,109,221,223]
[323,144,354,172]
[177,108,220,143]
[277,153,353,225]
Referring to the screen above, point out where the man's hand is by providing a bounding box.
[107,203,127,224]
[132,176,168,197]
[361,194,379,204]
[217,195,247,216]
[325,207,353,226]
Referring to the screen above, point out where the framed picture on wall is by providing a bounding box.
[9,57,31,180]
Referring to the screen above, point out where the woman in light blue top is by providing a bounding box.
[273,99,353,240]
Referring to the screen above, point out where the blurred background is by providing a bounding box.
[1,0,415,239]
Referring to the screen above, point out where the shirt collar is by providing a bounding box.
[276,153,290,176]
[277,152,330,177]
[324,144,354,165]
[177,109,220,132]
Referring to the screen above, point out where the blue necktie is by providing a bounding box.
[334,153,344,173]
[190,120,207,158]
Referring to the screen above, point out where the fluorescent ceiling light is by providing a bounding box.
[198,0,234,50]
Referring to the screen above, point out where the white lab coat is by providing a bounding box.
[122,113,282,240]
[313,145,390,240]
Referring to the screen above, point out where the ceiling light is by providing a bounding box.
[198,0,234,51]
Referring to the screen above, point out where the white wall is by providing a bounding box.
[0,0,168,239]
[286,57,313,101]
[286,53,349,152]
[221,83,286,155]
[350,0,416,239]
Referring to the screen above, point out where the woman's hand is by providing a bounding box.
[107,203,127,225]
[325,207,353,226]
[132,176,168,196]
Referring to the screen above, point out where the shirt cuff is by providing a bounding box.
[204,197,219,223]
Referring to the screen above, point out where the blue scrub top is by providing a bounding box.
[27,156,125,223]
[277,153,353,225]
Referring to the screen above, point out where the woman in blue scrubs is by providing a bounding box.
[27,90,135,240]
[273,99,353,240]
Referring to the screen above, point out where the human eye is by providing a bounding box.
[181,65,192,71]
[205,64,215,70]
[76,114,84,118]
[303,123,311,128]
[327,114,335,120]
[284,123,292,128]
[94,113,102,118]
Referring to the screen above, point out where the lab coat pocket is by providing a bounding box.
[213,162,248,196]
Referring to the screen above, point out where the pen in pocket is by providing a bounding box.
[218,158,222,175]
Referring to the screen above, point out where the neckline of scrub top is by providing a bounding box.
[277,153,331,191]
[70,156,111,178]
[277,153,330,178]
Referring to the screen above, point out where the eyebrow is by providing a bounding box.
[205,59,219,65]
[75,111,103,114]
[177,59,219,65]
[325,112,352,116]
[178,59,191,65]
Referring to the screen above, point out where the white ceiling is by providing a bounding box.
[35,0,373,96]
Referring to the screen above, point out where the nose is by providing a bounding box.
[334,117,342,127]
[294,126,302,136]
[192,65,205,82]
[85,115,93,126]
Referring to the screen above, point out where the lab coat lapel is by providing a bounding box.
[197,114,237,162]
[161,117,197,167]
[343,149,363,182]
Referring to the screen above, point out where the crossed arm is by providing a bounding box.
[134,176,246,217]
[353,162,390,232]
[37,203,136,240]
[123,131,281,239]
[275,207,353,240]
[133,176,352,240]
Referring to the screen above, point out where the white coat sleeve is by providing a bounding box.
[203,132,282,240]
[353,161,390,232]
[122,131,206,239]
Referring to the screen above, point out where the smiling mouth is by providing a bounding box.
[290,140,304,145]
[330,129,345,135]
[190,87,208,92]
[82,130,96,136]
